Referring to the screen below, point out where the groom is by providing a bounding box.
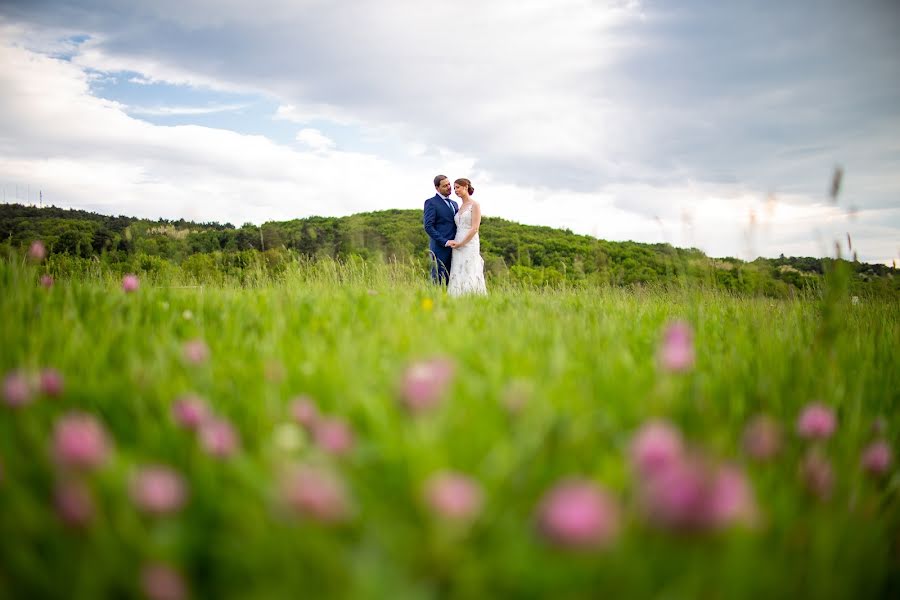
[423,174,458,285]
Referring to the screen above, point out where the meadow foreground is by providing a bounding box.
[1,259,898,599]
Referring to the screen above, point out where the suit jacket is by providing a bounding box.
[423,194,458,251]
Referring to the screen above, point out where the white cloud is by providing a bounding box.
[0,3,898,264]
[274,104,354,126]
[127,103,248,116]
[294,128,335,151]
[71,34,241,92]
[10,1,645,186]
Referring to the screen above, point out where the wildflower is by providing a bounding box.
[796,403,837,440]
[657,320,695,373]
[130,466,188,515]
[40,274,54,288]
[800,449,834,499]
[742,415,782,460]
[313,417,354,456]
[638,455,709,530]
[171,394,209,430]
[265,360,285,382]
[28,240,46,261]
[55,480,94,527]
[502,379,532,415]
[423,471,484,522]
[181,339,209,365]
[399,357,455,413]
[706,464,757,528]
[141,563,188,600]
[52,413,110,470]
[122,274,139,293]
[536,479,620,549]
[421,298,434,312]
[861,440,892,477]
[39,368,64,398]
[629,420,684,477]
[3,370,33,407]
[290,396,318,431]
[281,465,350,523]
[199,418,239,458]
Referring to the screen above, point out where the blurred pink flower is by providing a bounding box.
[502,380,532,415]
[39,368,64,398]
[742,415,782,460]
[181,339,209,365]
[28,240,46,261]
[707,464,757,528]
[796,403,837,440]
[131,466,188,515]
[639,456,710,530]
[313,417,354,456]
[55,480,94,527]
[800,449,834,499]
[537,479,620,549]
[3,370,33,408]
[637,450,759,532]
[282,465,350,523]
[199,418,239,458]
[53,413,110,470]
[658,320,695,373]
[861,440,892,477]
[40,274,54,288]
[122,273,139,293]
[630,420,684,477]
[290,396,318,431]
[399,357,455,413]
[265,360,286,382]
[423,471,484,522]
[172,395,209,430]
[141,563,188,600]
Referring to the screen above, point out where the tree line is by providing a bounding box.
[1,203,896,297]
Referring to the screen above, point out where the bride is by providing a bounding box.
[447,178,487,296]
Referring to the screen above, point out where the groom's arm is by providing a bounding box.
[423,200,449,247]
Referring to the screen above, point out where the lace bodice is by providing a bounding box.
[448,203,487,296]
[454,204,475,231]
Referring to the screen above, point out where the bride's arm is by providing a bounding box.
[456,203,482,247]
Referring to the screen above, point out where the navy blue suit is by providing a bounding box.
[423,194,458,284]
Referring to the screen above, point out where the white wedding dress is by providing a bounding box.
[447,203,487,297]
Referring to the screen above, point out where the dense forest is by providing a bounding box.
[1,203,896,297]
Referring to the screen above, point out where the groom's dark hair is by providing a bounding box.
[433,174,448,188]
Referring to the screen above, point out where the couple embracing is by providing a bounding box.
[423,174,488,297]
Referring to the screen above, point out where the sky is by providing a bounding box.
[1,0,898,263]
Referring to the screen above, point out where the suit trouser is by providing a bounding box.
[430,245,452,285]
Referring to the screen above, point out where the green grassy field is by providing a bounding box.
[1,256,898,599]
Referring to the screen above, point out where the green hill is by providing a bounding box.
[1,203,896,297]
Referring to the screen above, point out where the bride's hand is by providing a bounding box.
[447,241,459,248]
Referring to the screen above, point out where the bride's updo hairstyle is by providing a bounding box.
[454,178,474,195]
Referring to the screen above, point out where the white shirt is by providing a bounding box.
[440,195,455,213]
[439,195,455,246]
